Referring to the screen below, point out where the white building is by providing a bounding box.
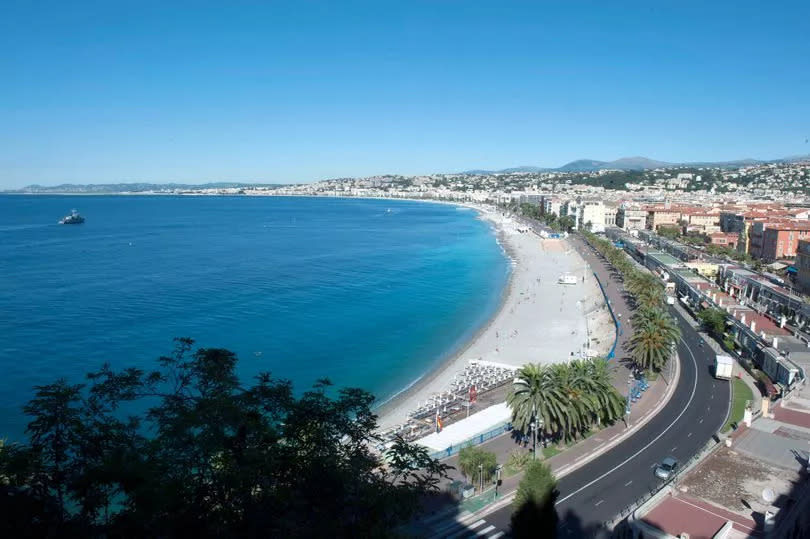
[579,200,606,233]
[561,198,606,232]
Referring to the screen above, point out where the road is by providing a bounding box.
[454,229,731,537]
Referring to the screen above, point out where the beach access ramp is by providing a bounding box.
[413,402,511,452]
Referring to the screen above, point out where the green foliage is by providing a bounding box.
[581,231,681,372]
[0,338,452,538]
[558,215,576,232]
[507,448,531,471]
[511,461,558,538]
[629,307,680,372]
[705,244,751,262]
[507,358,625,444]
[457,446,497,489]
[657,226,680,240]
[518,203,542,220]
[698,307,727,338]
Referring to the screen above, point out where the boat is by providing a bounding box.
[59,209,85,225]
[558,274,578,285]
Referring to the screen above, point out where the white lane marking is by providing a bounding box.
[557,334,699,505]
[490,532,505,539]
[699,419,704,424]
[672,446,678,452]
[595,499,605,506]
[625,480,633,486]
[446,520,485,539]
[687,432,692,438]
[475,525,496,536]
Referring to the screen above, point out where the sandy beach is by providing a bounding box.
[376,206,614,431]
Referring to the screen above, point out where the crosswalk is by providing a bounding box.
[427,516,507,538]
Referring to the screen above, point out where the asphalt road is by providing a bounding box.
[477,230,732,537]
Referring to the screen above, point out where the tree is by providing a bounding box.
[698,307,727,339]
[507,359,626,445]
[457,446,497,491]
[629,310,680,372]
[0,339,452,538]
[507,364,566,445]
[624,271,666,310]
[511,461,558,538]
[558,215,576,232]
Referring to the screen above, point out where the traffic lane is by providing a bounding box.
[550,338,699,504]
[482,332,702,531]
[553,338,728,526]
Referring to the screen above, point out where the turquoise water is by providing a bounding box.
[0,195,509,441]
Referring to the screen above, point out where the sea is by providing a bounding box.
[0,195,509,441]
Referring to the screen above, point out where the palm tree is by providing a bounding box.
[579,357,625,426]
[457,446,497,491]
[629,309,680,372]
[507,364,568,447]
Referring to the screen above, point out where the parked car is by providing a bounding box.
[654,457,679,480]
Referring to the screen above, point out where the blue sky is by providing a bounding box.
[1,1,809,188]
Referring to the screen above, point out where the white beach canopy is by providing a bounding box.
[413,402,511,452]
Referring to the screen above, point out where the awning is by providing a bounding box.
[787,266,798,274]
[767,262,787,270]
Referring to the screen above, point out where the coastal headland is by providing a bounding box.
[376,205,614,432]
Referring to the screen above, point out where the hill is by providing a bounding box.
[463,153,810,175]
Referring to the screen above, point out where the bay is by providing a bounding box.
[0,195,509,441]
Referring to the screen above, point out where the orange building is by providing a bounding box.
[750,220,810,261]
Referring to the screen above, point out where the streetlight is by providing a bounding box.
[626,377,633,428]
[478,463,483,494]
[495,464,503,498]
[530,403,537,460]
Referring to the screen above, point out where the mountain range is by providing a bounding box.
[463,154,810,174]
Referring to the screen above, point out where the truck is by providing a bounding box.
[714,355,734,380]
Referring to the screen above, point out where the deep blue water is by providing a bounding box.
[0,195,508,441]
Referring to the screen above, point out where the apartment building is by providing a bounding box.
[685,213,720,231]
[646,206,682,231]
[542,196,564,217]
[797,240,810,295]
[616,206,647,231]
[750,221,810,261]
[604,203,618,228]
[708,232,738,249]
[579,200,606,233]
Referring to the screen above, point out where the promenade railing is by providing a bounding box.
[591,269,621,360]
[430,421,513,461]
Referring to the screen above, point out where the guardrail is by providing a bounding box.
[591,269,621,360]
[430,422,513,460]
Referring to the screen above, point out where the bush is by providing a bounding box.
[507,449,531,471]
[457,445,497,489]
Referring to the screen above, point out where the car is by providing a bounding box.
[654,457,679,480]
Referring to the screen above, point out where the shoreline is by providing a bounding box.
[375,206,614,431]
[373,213,516,417]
